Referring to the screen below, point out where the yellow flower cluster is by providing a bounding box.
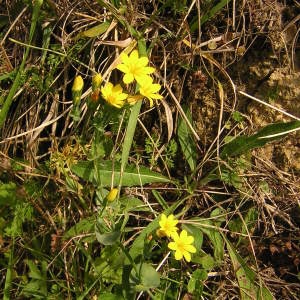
[157,214,196,262]
[101,49,163,108]
[71,50,163,109]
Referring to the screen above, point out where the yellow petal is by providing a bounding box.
[113,84,123,93]
[130,50,139,61]
[116,64,129,73]
[127,94,143,105]
[116,93,128,101]
[170,231,179,241]
[150,83,161,93]
[184,245,196,253]
[180,230,188,239]
[142,66,155,74]
[139,56,149,67]
[149,93,163,100]
[183,251,191,262]
[168,241,177,251]
[148,98,154,107]
[185,235,194,244]
[174,250,183,260]
[136,75,153,86]
[123,73,134,84]
[120,52,129,64]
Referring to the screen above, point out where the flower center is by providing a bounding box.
[128,63,141,76]
[177,241,185,252]
[164,223,171,231]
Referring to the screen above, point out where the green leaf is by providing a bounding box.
[95,230,121,246]
[152,190,169,209]
[187,269,207,295]
[200,254,215,270]
[71,160,170,187]
[26,260,43,280]
[130,263,160,291]
[98,293,123,300]
[177,105,198,171]
[0,182,17,206]
[190,218,224,261]
[119,91,142,189]
[190,0,233,31]
[122,197,151,212]
[221,120,300,158]
[63,216,95,240]
[22,260,48,299]
[224,236,273,300]
[76,21,110,38]
[5,203,33,237]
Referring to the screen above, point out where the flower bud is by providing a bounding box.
[72,76,84,105]
[72,75,84,92]
[92,73,102,91]
[106,188,118,202]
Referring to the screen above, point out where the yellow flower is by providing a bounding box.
[168,230,196,262]
[157,214,178,237]
[72,75,84,92]
[116,50,155,85]
[139,79,163,107]
[106,188,118,202]
[101,82,128,108]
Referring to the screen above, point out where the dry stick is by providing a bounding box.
[0,2,42,129]
[0,106,72,143]
[159,78,200,141]
[238,90,300,121]
[0,6,28,46]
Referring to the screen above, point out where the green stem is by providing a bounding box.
[118,101,142,190]
[3,239,14,300]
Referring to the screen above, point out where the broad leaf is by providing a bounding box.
[130,263,160,291]
[71,160,170,187]
[95,230,121,246]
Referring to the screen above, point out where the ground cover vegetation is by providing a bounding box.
[0,0,300,299]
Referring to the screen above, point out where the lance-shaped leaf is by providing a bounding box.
[71,160,170,187]
[221,120,300,158]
